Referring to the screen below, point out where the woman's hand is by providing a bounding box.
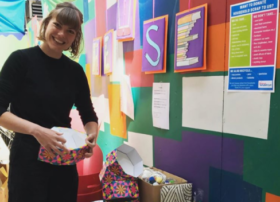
[32,127,69,158]
[84,121,99,158]
[85,133,97,158]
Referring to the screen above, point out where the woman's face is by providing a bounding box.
[43,16,77,56]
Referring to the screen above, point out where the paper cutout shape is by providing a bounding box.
[108,84,127,138]
[26,16,40,47]
[92,94,106,132]
[107,0,117,9]
[70,109,85,133]
[92,37,102,76]
[109,31,125,82]
[142,15,168,74]
[124,131,153,167]
[103,30,114,75]
[182,76,224,132]
[85,64,92,92]
[116,0,136,41]
[0,137,9,164]
[95,0,107,37]
[174,4,207,72]
[99,144,142,201]
[38,127,89,166]
[120,75,134,120]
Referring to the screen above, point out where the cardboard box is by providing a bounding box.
[138,167,187,202]
[0,164,9,202]
[38,127,89,165]
[0,186,8,202]
[100,144,143,201]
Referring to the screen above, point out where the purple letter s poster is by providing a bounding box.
[142,15,168,74]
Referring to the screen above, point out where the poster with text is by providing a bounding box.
[103,30,114,75]
[228,0,279,92]
[116,0,136,41]
[174,4,207,72]
[92,37,102,76]
[142,15,168,74]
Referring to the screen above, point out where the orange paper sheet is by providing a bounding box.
[266,193,280,202]
[85,64,91,92]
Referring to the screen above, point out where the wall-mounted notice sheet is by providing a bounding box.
[152,83,170,130]
[228,0,279,92]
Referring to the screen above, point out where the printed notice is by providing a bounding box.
[228,0,279,92]
[230,15,251,67]
[152,83,170,130]
[251,10,277,66]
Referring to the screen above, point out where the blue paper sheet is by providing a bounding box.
[0,0,25,33]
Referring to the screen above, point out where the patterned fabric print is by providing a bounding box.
[105,150,136,180]
[101,149,139,200]
[102,183,114,200]
[106,149,117,164]
[38,145,89,165]
[101,167,119,185]
[77,148,87,159]
[103,170,117,183]
[101,167,139,200]
[109,161,124,177]
[128,180,139,198]
[161,183,192,202]
[113,181,129,198]
[111,160,137,181]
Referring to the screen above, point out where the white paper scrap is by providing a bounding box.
[0,136,9,164]
[121,75,134,120]
[92,94,106,131]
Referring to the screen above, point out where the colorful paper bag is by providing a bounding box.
[100,144,143,201]
[38,127,89,166]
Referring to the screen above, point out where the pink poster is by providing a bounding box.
[251,10,277,66]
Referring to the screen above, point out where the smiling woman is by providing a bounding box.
[38,2,83,58]
[0,2,99,202]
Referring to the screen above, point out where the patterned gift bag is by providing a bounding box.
[38,127,89,165]
[100,146,142,201]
